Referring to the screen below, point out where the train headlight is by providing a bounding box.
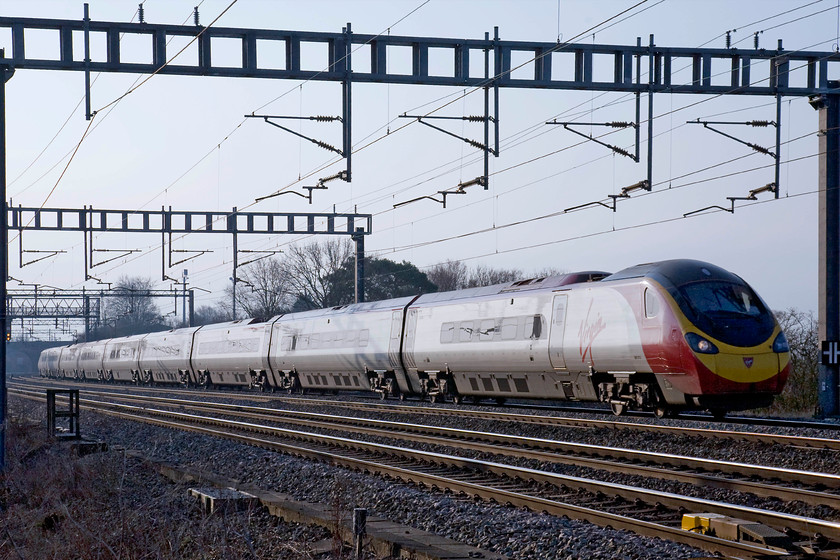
[772,331,790,353]
[685,332,719,354]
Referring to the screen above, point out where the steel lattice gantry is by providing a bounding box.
[6,288,191,342]
[1,14,838,94]
[1,10,840,425]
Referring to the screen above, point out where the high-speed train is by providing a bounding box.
[38,259,790,417]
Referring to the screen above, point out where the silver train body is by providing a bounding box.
[38,260,790,414]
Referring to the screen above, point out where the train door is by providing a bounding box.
[388,310,403,370]
[548,293,568,370]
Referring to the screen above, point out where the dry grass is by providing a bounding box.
[0,404,337,559]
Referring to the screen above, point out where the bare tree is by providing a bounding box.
[426,260,468,292]
[193,303,232,326]
[100,276,166,337]
[284,239,354,310]
[227,257,293,319]
[465,264,522,288]
[772,308,819,414]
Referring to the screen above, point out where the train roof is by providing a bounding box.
[412,271,611,305]
[603,259,745,285]
[273,296,419,322]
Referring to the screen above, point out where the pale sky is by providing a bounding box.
[1,0,837,325]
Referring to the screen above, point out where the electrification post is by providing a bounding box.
[814,81,840,418]
[181,269,188,327]
[352,227,365,303]
[0,48,13,471]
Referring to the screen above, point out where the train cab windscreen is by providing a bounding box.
[651,261,775,347]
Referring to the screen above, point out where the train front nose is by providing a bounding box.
[685,330,789,393]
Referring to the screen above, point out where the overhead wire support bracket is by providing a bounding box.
[562,178,648,214]
[399,113,496,190]
[688,119,778,158]
[235,249,282,269]
[683,182,777,217]
[248,113,345,157]
[393,176,485,209]
[19,249,66,268]
[688,116,782,198]
[547,120,640,162]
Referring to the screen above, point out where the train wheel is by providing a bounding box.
[711,409,727,421]
[452,394,463,405]
[495,397,506,405]
[429,394,439,404]
[379,391,387,400]
[610,402,627,416]
[653,406,669,419]
[398,392,406,401]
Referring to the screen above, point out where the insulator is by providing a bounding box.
[725,31,731,49]
[754,32,760,50]
[316,140,340,152]
[748,120,771,127]
[313,115,339,122]
[465,115,486,122]
[138,3,145,24]
[319,170,347,185]
[193,6,200,27]
[612,146,632,158]
[749,183,775,198]
[458,177,484,189]
[468,139,488,151]
[747,142,771,155]
[606,121,633,128]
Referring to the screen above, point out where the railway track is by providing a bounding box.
[13,385,840,558]
[18,377,840,450]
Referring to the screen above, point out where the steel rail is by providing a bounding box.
[21,388,840,547]
[15,391,785,559]
[19,378,840,449]
[71,391,840,510]
[32,387,840,502]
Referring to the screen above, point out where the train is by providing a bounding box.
[38,259,790,417]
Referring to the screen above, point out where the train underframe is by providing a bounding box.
[43,367,772,420]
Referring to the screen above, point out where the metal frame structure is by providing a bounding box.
[0,9,838,476]
[8,204,373,318]
[6,287,198,341]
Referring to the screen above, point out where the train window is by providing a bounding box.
[479,319,496,341]
[440,322,455,343]
[459,321,475,342]
[359,329,369,347]
[500,318,518,340]
[644,288,659,318]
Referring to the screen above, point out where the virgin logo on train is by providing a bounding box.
[579,300,606,364]
[743,357,754,368]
